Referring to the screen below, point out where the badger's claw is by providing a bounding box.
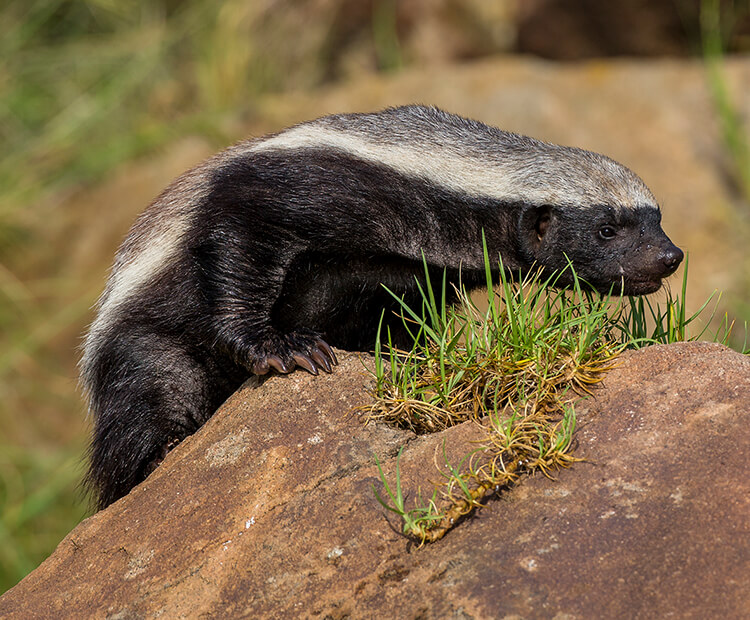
[248,331,336,377]
[252,354,287,375]
[316,339,337,366]
[309,349,330,373]
[293,353,319,375]
[266,354,290,374]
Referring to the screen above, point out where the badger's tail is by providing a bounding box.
[81,329,217,510]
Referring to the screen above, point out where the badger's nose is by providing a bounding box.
[661,245,684,275]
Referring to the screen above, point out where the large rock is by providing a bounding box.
[1,342,748,618]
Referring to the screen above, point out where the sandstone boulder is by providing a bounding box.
[1,342,748,618]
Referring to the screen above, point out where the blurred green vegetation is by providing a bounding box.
[702,0,750,203]
[2,1,255,221]
[701,0,750,323]
[0,0,412,228]
[0,0,277,594]
[0,0,410,594]
[0,0,748,595]
[0,444,88,585]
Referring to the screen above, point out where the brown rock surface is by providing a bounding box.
[1,342,748,618]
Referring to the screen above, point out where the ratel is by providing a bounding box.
[81,105,683,508]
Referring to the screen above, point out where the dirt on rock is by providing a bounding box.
[1,342,748,618]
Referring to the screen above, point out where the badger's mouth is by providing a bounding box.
[580,275,664,297]
[620,277,663,296]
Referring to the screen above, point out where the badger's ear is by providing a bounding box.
[519,205,552,252]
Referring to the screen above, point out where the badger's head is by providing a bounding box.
[515,147,683,295]
[520,202,683,295]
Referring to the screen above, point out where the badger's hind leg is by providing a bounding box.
[83,329,223,509]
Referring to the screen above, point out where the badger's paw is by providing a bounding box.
[248,330,337,376]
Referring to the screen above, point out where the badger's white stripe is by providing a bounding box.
[83,225,189,368]
[249,124,656,208]
[83,177,203,363]
[109,228,187,311]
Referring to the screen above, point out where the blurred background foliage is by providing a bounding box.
[0,0,748,593]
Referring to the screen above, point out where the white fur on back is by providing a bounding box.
[249,117,656,209]
[81,170,206,378]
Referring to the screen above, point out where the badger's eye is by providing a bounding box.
[599,226,617,240]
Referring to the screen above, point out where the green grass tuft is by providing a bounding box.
[367,250,742,543]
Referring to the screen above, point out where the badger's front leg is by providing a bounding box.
[213,297,338,377]
[242,328,337,376]
[199,236,338,377]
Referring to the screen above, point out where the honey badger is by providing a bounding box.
[81,105,683,508]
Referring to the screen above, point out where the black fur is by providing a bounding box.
[82,107,683,509]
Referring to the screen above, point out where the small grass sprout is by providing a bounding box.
[372,447,442,540]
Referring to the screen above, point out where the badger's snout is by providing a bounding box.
[625,236,684,294]
[659,243,684,276]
